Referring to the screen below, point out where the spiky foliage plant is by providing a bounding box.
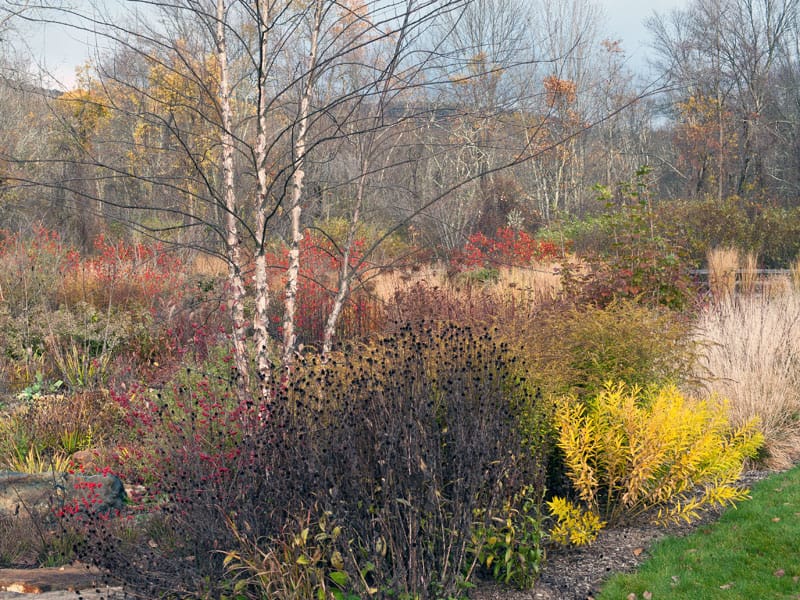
[549,382,762,546]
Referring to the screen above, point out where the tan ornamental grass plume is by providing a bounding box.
[791,254,800,292]
[693,287,800,468]
[707,247,739,300]
[738,250,758,296]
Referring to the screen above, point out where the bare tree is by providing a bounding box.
[648,0,799,198]
[5,0,475,395]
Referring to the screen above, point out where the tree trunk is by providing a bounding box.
[252,2,275,403]
[215,0,250,392]
[282,0,323,371]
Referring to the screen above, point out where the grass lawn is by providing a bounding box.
[597,465,800,599]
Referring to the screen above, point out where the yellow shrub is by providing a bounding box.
[546,496,605,546]
[549,382,763,544]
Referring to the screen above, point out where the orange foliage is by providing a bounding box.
[543,75,577,106]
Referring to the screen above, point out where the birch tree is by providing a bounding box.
[6,0,469,398]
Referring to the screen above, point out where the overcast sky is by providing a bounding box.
[20,0,689,88]
[601,0,688,61]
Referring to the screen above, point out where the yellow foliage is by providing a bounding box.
[550,382,763,542]
[546,496,605,546]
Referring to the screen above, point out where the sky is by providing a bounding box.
[600,0,688,68]
[19,0,689,89]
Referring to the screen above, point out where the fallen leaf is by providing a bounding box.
[643,592,653,600]
[633,547,644,557]
[627,594,637,600]
[773,517,781,522]
[774,569,786,577]
[671,575,680,586]
[720,583,734,590]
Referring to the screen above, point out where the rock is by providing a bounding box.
[0,566,124,599]
[0,471,127,518]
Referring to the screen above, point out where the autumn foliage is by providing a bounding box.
[450,227,560,271]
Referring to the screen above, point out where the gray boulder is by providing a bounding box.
[0,471,127,518]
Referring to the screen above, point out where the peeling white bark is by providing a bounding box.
[282,0,323,371]
[216,0,250,392]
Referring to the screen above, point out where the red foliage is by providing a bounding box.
[450,227,560,271]
[263,233,384,346]
[83,233,184,311]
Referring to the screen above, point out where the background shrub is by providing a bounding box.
[517,300,697,402]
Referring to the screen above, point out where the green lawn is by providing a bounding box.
[597,465,800,599]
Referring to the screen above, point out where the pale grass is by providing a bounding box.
[738,250,758,295]
[370,263,561,307]
[707,247,739,300]
[496,265,562,303]
[370,263,447,302]
[791,255,800,292]
[693,288,800,468]
[190,252,228,277]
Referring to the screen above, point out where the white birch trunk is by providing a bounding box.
[252,2,274,402]
[321,158,367,357]
[215,0,250,392]
[281,0,323,370]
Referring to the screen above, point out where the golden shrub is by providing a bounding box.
[548,382,763,545]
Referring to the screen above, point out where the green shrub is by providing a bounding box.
[752,206,800,268]
[656,197,754,267]
[470,485,545,589]
[548,382,763,546]
[520,300,697,401]
[557,169,695,310]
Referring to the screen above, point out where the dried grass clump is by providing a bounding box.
[380,264,561,334]
[790,255,800,292]
[190,252,228,278]
[707,247,739,300]
[739,250,758,295]
[693,289,800,468]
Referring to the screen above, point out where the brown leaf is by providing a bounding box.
[772,517,781,522]
[633,547,644,557]
[774,569,785,577]
[720,583,734,589]
[643,592,653,600]
[627,594,637,600]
